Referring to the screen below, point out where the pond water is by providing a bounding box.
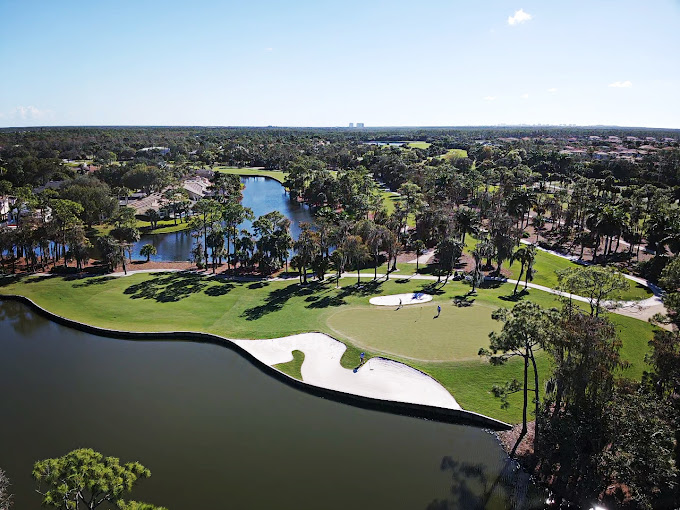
[0,300,543,509]
[132,176,314,262]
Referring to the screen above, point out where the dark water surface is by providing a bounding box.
[133,176,313,262]
[0,301,542,509]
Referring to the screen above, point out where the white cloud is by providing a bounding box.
[264,47,273,52]
[521,93,529,99]
[608,80,632,88]
[508,9,532,26]
[13,106,49,119]
[547,88,558,93]
[0,106,53,124]
[484,96,497,101]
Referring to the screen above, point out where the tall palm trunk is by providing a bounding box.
[514,263,525,295]
[510,354,530,459]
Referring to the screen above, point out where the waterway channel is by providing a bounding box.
[0,300,543,509]
[132,176,313,262]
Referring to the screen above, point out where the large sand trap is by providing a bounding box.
[231,333,460,410]
[369,292,433,306]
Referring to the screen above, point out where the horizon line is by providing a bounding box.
[1,124,679,131]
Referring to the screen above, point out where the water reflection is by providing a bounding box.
[132,176,314,262]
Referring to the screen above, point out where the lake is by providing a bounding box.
[0,300,543,509]
[132,176,314,262]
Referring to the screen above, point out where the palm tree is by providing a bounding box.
[454,207,479,245]
[413,239,426,272]
[366,223,391,280]
[469,247,485,294]
[145,208,161,230]
[510,244,536,295]
[341,235,368,284]
[435,236,463,283]
[294,223,317,284]
[140,243,157,262]
[477,236,496,270]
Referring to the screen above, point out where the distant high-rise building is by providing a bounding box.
[357,122,364,128]
[348,123,354,128]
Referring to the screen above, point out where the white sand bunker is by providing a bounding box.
[231,333,460,410]
[369,292,433,306]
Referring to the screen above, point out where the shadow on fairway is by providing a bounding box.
[124,272,208,302]
[338,280,384,297]
[204,281,235,296]
[499,288,530,302]
[416,282,447,296]
[70,275,118,287]
[241,282,319,320]
[304,294,347,309]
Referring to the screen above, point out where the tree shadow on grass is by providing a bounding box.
[499,289,530,302]
[71,276,117,288]
[240,281,319,321]
[305,294,347,309]
[453,295,475,307]
[416,282,447,296]
[337,279,384,297]
[204,281,235,297]
[0,274,37,287]
[123,273,208,302]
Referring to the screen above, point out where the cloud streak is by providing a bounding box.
[508,9,532,25]
[608,80,632,88]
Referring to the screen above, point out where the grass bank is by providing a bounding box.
[213,166,286,183]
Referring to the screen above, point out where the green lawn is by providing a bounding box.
[441,148,467,160]
[273,350,305,380]
[92,219,190,236]
[212,166,286,184]
[0,273,657,424]
[506,249,652,301]
[407,141,431,149]
[327,301,499,361]
[379,189,402,215]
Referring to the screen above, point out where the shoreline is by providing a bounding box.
[0,293,511,431]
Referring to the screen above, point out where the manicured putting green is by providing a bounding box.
[326,302,499,362]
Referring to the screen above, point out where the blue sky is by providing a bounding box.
[1,0,679,128]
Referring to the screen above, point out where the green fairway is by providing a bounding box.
[379,189,403,215]
[327,301,499,361]
[441,148,467,160]
[212,166,286,183]
[0,273,657,424]
[407,141,431,149]
[506,249,653,301]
